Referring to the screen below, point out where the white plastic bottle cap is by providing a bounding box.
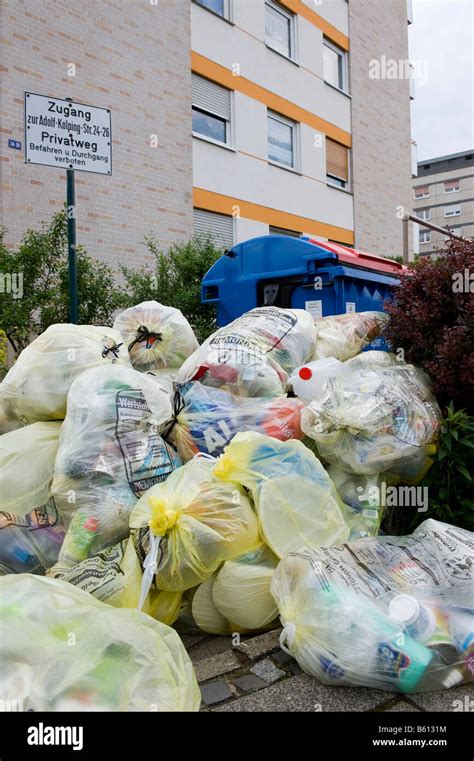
[441,668,464,689]
[389,594,420,625]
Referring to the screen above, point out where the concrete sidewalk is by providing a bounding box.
[182,628,474,713]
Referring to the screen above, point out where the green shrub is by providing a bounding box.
[418,403,474,531]
[122,233,222,344]
[0,210,125,357]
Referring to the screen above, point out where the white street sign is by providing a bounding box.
[25,92,112,175]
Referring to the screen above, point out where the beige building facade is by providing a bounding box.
[413,151,474,256]
[1,0,193,270]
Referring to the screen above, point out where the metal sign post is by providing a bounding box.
[24,92,112,323]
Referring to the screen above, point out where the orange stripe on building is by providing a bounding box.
[279,0,349,51]
[191,52,352,148]
[193,187,355,244]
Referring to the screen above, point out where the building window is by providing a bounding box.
[419,229,431,244]
[194,0,229,19]
[265,1,295,60]
[444,206,461,217]
[326,138,349,189]
[323,39,347,92]
[444,179,460,193]
[267,111,296,169]
[269,225,300,237]
[192,74,231,146]
[414,185,430,199]
[193,208,234,249]
[418,209,431,221]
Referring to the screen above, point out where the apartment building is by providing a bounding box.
[2,0,414,268]
[413,150,474,256]
[191,0,414,258]
[1,0,193,269]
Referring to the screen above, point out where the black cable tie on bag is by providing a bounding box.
[162,386,186,441]
[128,325,163,352]
[102,341,123,359]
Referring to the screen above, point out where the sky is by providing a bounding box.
[409,0,474,161]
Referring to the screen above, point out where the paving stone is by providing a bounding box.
[287,661,303,675]
[250,659,286,684]
[200,679,232,706]
[180,634,208,649]
[194,650,242,683]
[232,674,268,693]
[271,650,295,665]
[410,682,474,713]
[234,628,282,661]
[188,635,236,663]
[384,700,421,712]
[214,674,388,712]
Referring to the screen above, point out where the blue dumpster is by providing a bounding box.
[202,235,407,326]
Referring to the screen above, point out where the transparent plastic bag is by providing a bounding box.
[113,300,198,372]
[0,500,65,575]
[213,431,351,557]
[301,362,441,476]
[0,324,130,429]
[170,381,303,461]
[0,574,200,711]
[52,365,179,567]
[0,421,61,517]
[313,311,388,361]
[271,519,474,693]
[128,456,260,596]
[48,539,182,625]
[177,307,316,398]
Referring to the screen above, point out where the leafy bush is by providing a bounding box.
[122,234,222,344]
[384,237,474,412]
[0,211,125,357]
[418,403,474,531]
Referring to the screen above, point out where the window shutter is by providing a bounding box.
[326,138,348,180]
[444,179,460,191]
[192,74,231,120]
[415,185,429,196]
[193,208,234,249]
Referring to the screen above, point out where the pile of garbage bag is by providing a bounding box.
[0,303,471,707]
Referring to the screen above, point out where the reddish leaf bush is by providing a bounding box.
[384,238,474,412]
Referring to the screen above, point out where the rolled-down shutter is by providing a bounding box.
[444,179,460,191]
[193,208,234,249]
[192,73,231,120]
[326,138,348,181]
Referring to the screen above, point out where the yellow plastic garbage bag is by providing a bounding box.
[213,542,279,631]
[313,311,388,361]
[128,456,259,597]
[0,324,130,429]
[0,421,61,517]
[191,573,237,635]
[52,365,179,567]
[0,574,200,711]
[213,432,351,557]
[113,300,199,372]
[271,519,474,693]
[177,306,316,398]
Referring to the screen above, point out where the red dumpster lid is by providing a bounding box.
[307,239,410,276]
